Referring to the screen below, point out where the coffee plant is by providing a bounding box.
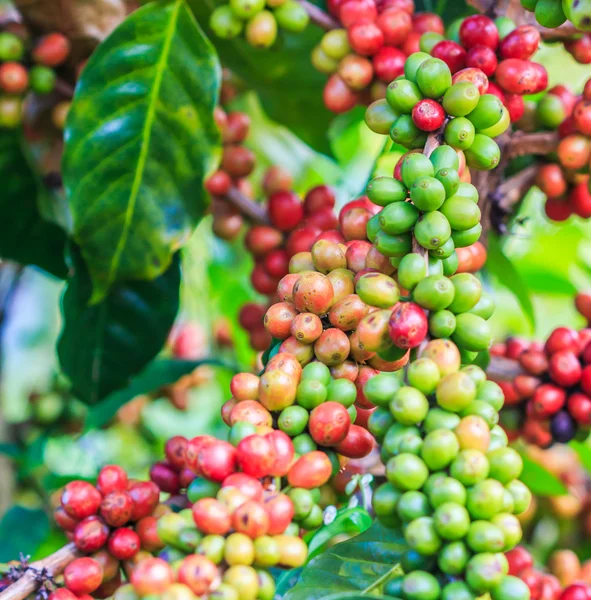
[0,0,591,600]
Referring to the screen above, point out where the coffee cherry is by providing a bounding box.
[61,481,102,520]
[33,33,70,66]
[64,558,103,595]
[108,528,141,560]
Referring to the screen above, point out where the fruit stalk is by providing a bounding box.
[225,186,270,225]
[487,354,526,381]
[296,0,339,30]
[505,131,559,159]
[0,543,80,600]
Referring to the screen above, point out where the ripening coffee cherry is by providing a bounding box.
[64,558,103,595]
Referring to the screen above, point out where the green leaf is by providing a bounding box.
[0,506,50,562]
[63,0,221,301]
[58,247,180,405]
[85,357,237,429]
[570,440,591,474]
[189,0,332,154]
[285,521,405,600]
[305,507,373,561]
[486,234,535,332]
[415,0,474,22]
[519,453,568,497]
[0,132,67,278]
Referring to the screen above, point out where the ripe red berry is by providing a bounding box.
[177,555,219,596]
[412,12,444,34]
[0,62,28,94]
[237,434,277,478]
[136,516,165,553]
[339,0,378,27]
[149,462,180,494]
[266,430,295,477]
[222,473,264,501]
[108,527,141,560]
[221,145,255,178]
[268,191,304,231]
[61,481,102,520]
[536,164,567,199]
[130,558,174,596]
[506,546,534,575]
[459,15,499,50]
[232,500,270,538]
[205,170,232,196]
[388,302,428,349]
[309,402,351,446]
[251,262,280,295]
[348,22,385,57]
[288,451,333,489]
[559,584,591,600]
[545,197,573,222]
[192,498,231,535]
[262,493,294,535]
[567,392,591,426]
[465,45,497,77]
[431,40,466,74]
[128,481,160,521]
[64,558,103,595]
[570,182,591,219]
[373,46,406,82]
[100,491,133,527]
[499,25,540,60]
[304,185,336,214]
[548,350,582,387]
[324,74,359,114]
[531,384,566,419]
[376,9,412,45]
[496,59,547,95]
[164,436,188,471]
[545,327,580,355]
[33,33,70,67]
[73,515,109,553]
[334,424,374,458]
[54,506,79,532]
[573,100,591,135]
[412,99,445,131]
[224,112,250,144]
[451,67,489,94]
[565,34,591,65]
[197,439,237,482]
[49,590,78,600]
[520,568,543,600]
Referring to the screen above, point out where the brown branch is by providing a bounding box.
[487,355,525,381]
[297,0,339,30]
[54,79,74,99]
[225,187,270,225]
[496,164,538,211]
[505,131,559,159]
[0,544,80,600]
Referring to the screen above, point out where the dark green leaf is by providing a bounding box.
[415,0,474,22]
[570,440,591,475]
[0,132,67,278]
[58,247,180,405]
[285,521,405,600]
[0,506,49,562]
[519,453,567,497]
[189,0,332,154]
[63,0,221,301]
[305,508,373,561]
[486,234,535,331]
[0,443,20,459]
[85,357,237,428]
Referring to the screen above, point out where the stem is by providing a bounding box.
[505,131,559,160]
[495,164,538,211]
[487,355,525,381]
[224,187,270,225]
[297,0,340,30]
[0,544,80,600]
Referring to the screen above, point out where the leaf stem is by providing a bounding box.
[361,562,403,595]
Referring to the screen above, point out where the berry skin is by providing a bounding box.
[33,33,70,66]
[459,15,499,50]
[287,451,333,488]
[567,393,591,425]
[108,527,141,560]
[128,481,160,521]
[548,350,582,387]
[97,465,128,495]
[545,327,580,355]
[389,302,428,349]
[309,402,351,446]
[531,384,566,418]
[237,434,277,478]
[348,22,384,56]
[335,424,374,458]
[100,491,133,527]
[412,99,445,131]
[73,516,109,553]
[61,481,102,520]
[232,500,270,538]
[64,558,103,595]
[193,498,231,535]
[131,558,175,596]
[0,63,28,94]
[263,493,295,535]
[268,191,304,231]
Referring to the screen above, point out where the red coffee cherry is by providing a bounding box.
[136,516,165,553]
[536,164,567,199]
[262,493,295,535]
[237,434,276,478]
[389,302,428,349]
[459,15,499,50]
[100,491,133,527]
[54,506,79,532]
[130,558,174,596]
[506,546,534,575]
[499,25,540,60]
[304,185,336,214]
[164,435,188,471]
[570,182,591,219]
[531,383,566,419]
[565,34,591,65]
[224,112,250,144]
[496,59,547,95]
[221,145,255,178]
[452,67,489,95]
[412,99,445,131]
[545,327,580,355]
[287,451,333,488]
[465,45,497,77]
[61,481,102,520]
[205,170,232,196]
[197,440,237,482]
[49,590,78,600]
[222,473,264,501]
[567,392,591,426]
[33,33,71,67]
[0,62,28,94]
[573,100,591,135]
[268,191,304,231]
[545,197,573,222]
[559,584,591,600]
[373,46,406,82]
[334,424,374,458]
[128,481,160,521]
[266,430,295,477]
[309,402,351,446]
[192,498,231,535]
[177,555,219,596]
[376,9,412,45]
[64,558,103,595]
[232,500,270,538]
[548,350,582,386]
[108,527,141,560]
[431,40,466,74]
[348,22,385,56]
[412,12,444,34]
[97,465,128,495]
[324,74,359,114]
[73,515,109,553]
[339,0,378,27]
[576,293,591,322]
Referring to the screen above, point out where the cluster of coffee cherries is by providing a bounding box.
[209,0,309,48]
[312,0,446,113]
[506,546,591,600]
[206,108,256,241]
[239,184,338,350]
[365,148,494,359]
[369,337,533,600]
[520,0,591,33]
[0,28,70,128]
[50,466,163,600]
[491,324,591,446]
[366,51,509,169]
[533,78,591,221]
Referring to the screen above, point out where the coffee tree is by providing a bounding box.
[0,0,590,600]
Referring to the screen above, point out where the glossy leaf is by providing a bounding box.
[85,357,238,429]
[58,247,180,405]
[0,132,67,278]
[63,0,221,301]
[189,0,332,154]
[285,521,405,600]
[519,453,567,497]
[487,234,535,332]
[0,506,49,561]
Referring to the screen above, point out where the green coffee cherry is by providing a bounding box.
[379,201,420,234]
[387,79,423,114]
[321,29,350,60]
[416,58,452,99]
[413,275,455,311]
[414,212,452,250]
[429,310,456,338]
[411,176,447,211]
[275,1,310,32]
[367,176,407,205]
[404,53,431,84]
[464,135,501,171]
[440,197,482,231]
[245,10,278,48]
[443,82,480,117]
[444,117,476,150]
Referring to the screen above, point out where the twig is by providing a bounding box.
[495,164,538,211]
[54,79,74,99]
[0,544,80,600]
[505,131,559,160]
[487,355,525,381]
[224,187,270,225]
[297,0,339,30]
